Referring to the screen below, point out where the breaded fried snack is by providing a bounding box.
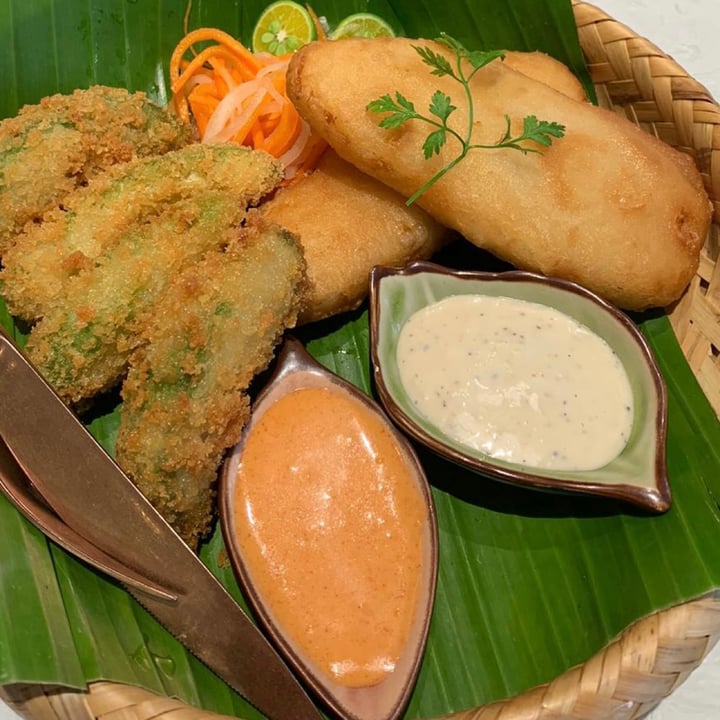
[116,218,305,549]
[260,149,451,323]
[2,143,280,322]
[17,144,283,404]
[287,38,712,310]
[0,85,194,255]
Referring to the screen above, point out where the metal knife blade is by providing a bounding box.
[0,332,322,720]
[0,435,176,601]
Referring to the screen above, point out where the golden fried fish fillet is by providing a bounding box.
[0,85,194,255]
[260,149,452,323]
[115,218,306,549]
[287,38,712,310]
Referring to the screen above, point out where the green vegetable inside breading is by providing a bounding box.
[116,219,306,549]
[0,85,194,255]
[14,144,284,404]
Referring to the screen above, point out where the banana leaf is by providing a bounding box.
[1,1,720,718]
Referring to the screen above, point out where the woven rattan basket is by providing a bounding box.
[3,1,720,719]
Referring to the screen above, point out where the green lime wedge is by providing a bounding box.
[330,12,396,40]
[252,1,316,55]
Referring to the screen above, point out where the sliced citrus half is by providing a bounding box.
[252,1,316,55]
[330,12,396,40]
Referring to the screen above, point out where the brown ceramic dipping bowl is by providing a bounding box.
[368,261,670,512]
[219,337,438,720]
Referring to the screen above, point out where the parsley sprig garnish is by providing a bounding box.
[366,34,566,205]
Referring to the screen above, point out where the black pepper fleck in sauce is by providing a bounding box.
[395,294,634,471]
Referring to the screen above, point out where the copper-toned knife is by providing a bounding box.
[0,330,322,720]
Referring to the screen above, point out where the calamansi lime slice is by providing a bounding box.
[252,1,316,55]
[330,12,396,40]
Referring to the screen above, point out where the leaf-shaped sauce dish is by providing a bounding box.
[219,337,438,720]
[369,261,670,512]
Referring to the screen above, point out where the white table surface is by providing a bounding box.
[1,1,718,719]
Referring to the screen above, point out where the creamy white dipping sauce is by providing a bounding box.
[396,294,634,471]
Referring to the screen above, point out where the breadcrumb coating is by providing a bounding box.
[0,85,194,255]
[116,218,306,549]
[16,144,283,404]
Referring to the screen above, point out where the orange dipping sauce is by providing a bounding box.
[233,385,427,688]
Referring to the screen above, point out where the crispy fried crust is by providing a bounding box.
[115,218,306,549]
[15,144,283,404]
[287,38,712,310]
[2,143,282,322]
[260,149,452,323]
[502,51,588,103]
[0,85,194,255]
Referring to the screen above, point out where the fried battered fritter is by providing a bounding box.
[287,38,712,310]
[19,144,283,404]
[0,85,194,255]
[115,218,306,549]
[256,51,580,325]
[260,149,452,324]
[502,51,588,103]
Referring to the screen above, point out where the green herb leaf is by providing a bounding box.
[435,34,506,73]
[428,90,456,123]
[366,92,419,128]
[472,113,566,154]
[423,128,448,158]
[522,114,567,146]
[368,34,566,204]
[413,44,455,77]
[467,48,507,71]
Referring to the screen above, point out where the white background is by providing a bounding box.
[1,1,718,719]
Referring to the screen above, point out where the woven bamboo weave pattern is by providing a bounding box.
[3,1,720,719]
[2,592,720,720]
[440,592,720,719]
[573,0,720,416]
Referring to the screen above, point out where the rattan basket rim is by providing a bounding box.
[3,1,720,719]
